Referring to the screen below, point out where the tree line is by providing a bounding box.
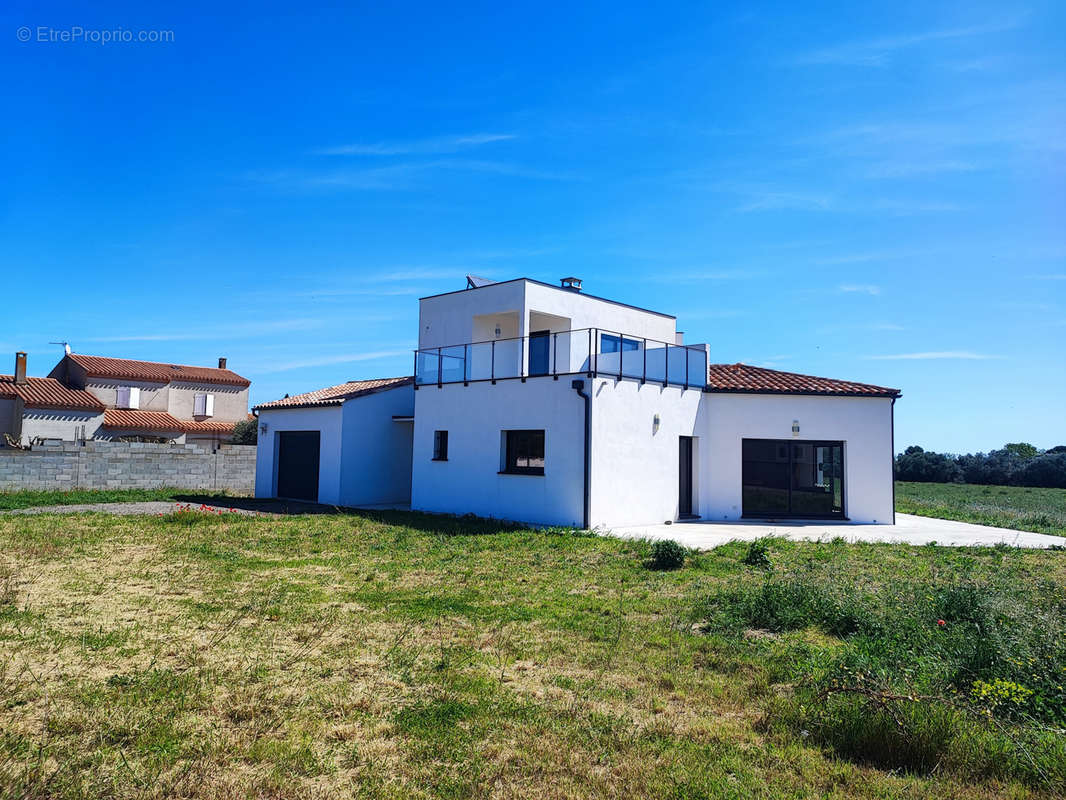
[895,443,1066,488]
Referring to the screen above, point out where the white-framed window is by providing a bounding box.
[194,392,214,417]
[116,386,140,409]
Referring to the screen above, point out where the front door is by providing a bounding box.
[528,330,550,376]
[741,439,844,518]
[276,431,320,501]
[679,436,694,517]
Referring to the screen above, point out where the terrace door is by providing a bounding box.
[741,439,844,518]
[528,330,550,376]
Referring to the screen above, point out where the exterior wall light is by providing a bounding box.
[653,413,661,434]
[495,325,501,337]
[260,423,268,434]
[792,420,800,437]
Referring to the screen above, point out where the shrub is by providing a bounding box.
[742,537,774,570]
[230,418,258,445]
[648,539,686,571]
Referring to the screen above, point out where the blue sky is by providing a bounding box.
[2,0,1063,453]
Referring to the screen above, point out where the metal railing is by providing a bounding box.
[414,327,707,390]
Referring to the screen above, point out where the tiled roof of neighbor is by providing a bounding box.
[0,375,105,411]
[706,363,901,398]
[254,376,414,411]
[68,354,251,387]
[102,409,239,434]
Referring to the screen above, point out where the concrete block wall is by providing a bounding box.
[0,441,256,493]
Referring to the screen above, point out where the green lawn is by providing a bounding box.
[896,481,1066,537]
[1,509,1064,799]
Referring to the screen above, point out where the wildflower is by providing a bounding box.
[937,619,946,627]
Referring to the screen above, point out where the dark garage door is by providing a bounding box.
[276,431,320,502]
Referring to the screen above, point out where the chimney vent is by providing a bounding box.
[560,276,582,292]
[218,357,227,369]
[14,352,27,385]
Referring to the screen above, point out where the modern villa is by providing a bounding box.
[254,276,901,527]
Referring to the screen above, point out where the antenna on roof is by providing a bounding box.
[49,341,72,355]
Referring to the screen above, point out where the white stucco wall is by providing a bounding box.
[702,393,895,524]
[418,279,677,351]
[411,379,585,526]
[20,410,104,444]
[254,406,343,504]
[588,378,704,528]
[338,386,415,505]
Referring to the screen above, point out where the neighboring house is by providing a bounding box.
[254,276,900,527]
[0,350,251,447]
[1,353,105,445]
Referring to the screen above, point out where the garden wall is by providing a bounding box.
[0,441,256,493]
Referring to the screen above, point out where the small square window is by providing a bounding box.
[502,430,545,475]
[433,430,448,461]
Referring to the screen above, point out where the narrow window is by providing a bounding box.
[194,392,207,416]
[204,393,214,417]
[433,430,448,461]
[502,430,545,475]
[128,387,140,409]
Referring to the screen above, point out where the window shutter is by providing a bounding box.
[204,393,214,417]
[194,393,206,416]
[116,386,130,408]
[128,387,140,409]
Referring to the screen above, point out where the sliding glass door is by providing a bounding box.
[742,439,844,518]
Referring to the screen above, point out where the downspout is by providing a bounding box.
[890,396,897,525]
[571,379,591,529]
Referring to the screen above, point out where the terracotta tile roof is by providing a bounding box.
[0,375,105,411]
[705,363,901,398]
[68,354,250,387]
[254,376,413,411]
[102,409,238,434]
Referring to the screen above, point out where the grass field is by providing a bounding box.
[2,509,1064,798]
[0,487,238,511]
[896,482,1066,537]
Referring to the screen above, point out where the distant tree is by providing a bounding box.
[1046,445,1066,455]
[895,447,963,483]
[230,418,258,445]
[1017,453,1066,489]
[1003,442,1039,460]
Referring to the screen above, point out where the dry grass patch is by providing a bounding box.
[1,510,1063,799]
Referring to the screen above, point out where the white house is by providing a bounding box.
[255,277,900,526]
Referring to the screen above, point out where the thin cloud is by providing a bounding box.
[866,351,1004,360]
[671,269,764,281]
[247,158,572,192]
[256,350,412,373]
[795,19,1023,67]
[85,318,321,343]
[839,284,882,295]
[315,133,516,156]
[735,190,833,213]
[863,159,979,178]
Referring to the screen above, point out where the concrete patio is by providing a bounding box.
[610,512,1066,550]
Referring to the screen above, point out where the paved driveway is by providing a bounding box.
[610,513,1066,550]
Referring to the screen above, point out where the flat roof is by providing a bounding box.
[418,278,676,319]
